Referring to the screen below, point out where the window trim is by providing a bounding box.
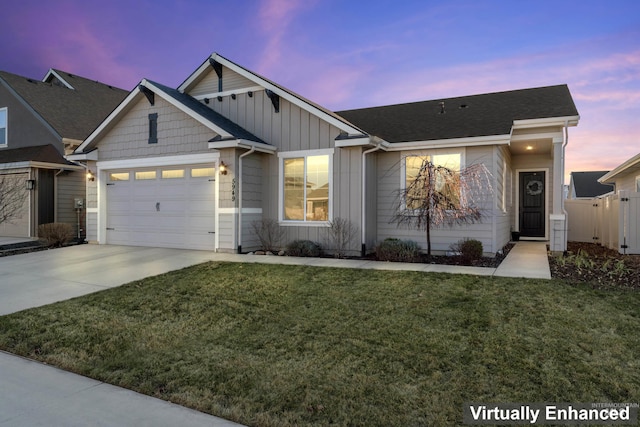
[400,148,465,211]
[148,113,158,144]
[635,175,640,192]
[278,149,333,226]
[0,107,7,147]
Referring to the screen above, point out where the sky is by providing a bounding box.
[1,0,638,183]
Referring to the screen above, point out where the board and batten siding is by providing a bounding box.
[375,146,498,254]
[56,170,86,238]
[494,145,513,250]
[96,95,217,162]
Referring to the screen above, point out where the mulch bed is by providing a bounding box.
[549,241,640,290]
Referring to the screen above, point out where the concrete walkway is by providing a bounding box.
[0,241,550,426]
[493,241,551,279]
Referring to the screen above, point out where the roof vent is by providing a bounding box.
[439,101,445,114]
[459,104,468,109]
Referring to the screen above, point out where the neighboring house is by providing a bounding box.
[568,171,614,199]
[69,53,579,255]
[0,69,128,238]
[598,153,640,193]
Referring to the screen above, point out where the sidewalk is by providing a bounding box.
[209,241,552,280]
[493,241,551,279]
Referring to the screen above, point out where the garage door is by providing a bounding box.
[0,172,30,238]
[105,165,216,250]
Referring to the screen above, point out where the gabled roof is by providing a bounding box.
[0,70,128,141]
[570,171,614,198]
[179,53,367,137]
[0,144,77,167]
[599,152,640,184]
[76,79,265,153]
[148,80,264,143]
[336,85,579,143]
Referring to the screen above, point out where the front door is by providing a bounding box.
[519,171,545,238]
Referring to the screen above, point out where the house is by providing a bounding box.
[598,153,640,193]
[568,171,614,199]
[69,53,579,255]
[0,69,128,238]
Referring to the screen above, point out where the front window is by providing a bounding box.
[0,108,7,146]
[282,153,330,222]
[404,151,462,210]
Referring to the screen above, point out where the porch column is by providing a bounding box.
[549,137,567,252]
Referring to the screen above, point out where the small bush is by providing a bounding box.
[375,238,421,262]
[324,217,358,258]
[286,240,323,257]
[453,238,483,263]
[38,223,74,247]
[251,218,285,252]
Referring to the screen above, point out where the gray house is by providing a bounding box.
[0,69,127,238]
[70,53,579,254]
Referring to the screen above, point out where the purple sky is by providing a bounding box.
[2,0,638,182]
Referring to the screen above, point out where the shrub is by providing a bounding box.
[251,218,285,252]
[286,240,323,257]
[324,217,358,258]
[452,238,483,263]
[38,223,74,247]
[375,238,421,262]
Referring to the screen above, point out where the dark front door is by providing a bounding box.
[519,171,545,238]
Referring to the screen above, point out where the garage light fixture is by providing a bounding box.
[219,161,228,175]
[26,179,35,190]
[86,171,95,181]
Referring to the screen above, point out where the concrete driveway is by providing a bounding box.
[0,244,215,315]
[0,244,244,426]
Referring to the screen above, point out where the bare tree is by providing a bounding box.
[251,218,286,252]
[0,173,27,226]
[391,160,493,255]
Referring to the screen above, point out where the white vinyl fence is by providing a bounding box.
[565,190,639,254]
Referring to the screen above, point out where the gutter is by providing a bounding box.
[361,142,384,256]
[562,121,569,253]
[237,147,256,254]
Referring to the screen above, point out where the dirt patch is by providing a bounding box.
[549,242,640,290]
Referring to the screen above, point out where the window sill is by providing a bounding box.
[279,220,331,227]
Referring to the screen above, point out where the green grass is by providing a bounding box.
[0,262,639,426]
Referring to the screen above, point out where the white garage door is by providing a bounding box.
[105,165,216,250]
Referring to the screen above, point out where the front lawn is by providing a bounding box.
[0,263,638,426]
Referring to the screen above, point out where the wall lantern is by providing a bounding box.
[26,179,36,190]
[219,161,228,175]
[86,171,95,181]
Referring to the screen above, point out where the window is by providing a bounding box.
[109,172,130,181]
[636,176,640,192]
[403,151,462,210]
[161,169,185,179]
[191,167,215,178]
[135,171,156,180]
[281,153,330,222]
[148,113,158,144]
[0,108,7,147]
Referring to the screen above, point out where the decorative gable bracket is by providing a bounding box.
[209,58,223,92]
[265,89,280,113]
[139,85,155,105]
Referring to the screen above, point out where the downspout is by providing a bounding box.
[237,147,256,254]
[361,143,382,257]
[562,121,569,253]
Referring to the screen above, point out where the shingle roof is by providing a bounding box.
[0,70,128,141]
[0,144,74,165]
[147,80,266,144]
[336,85,579,143]
[571,171,614,198]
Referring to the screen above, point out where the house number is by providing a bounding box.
[231,178,236,202]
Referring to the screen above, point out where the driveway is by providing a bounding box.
[0,244,244,426]
[0,244,215,315]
